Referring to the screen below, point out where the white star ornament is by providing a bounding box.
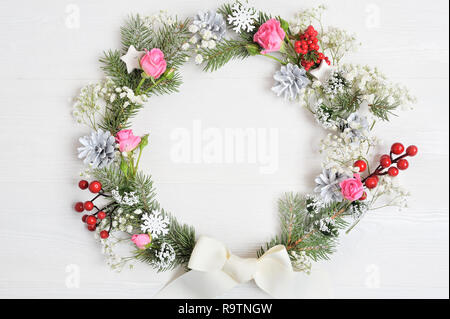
[120,45,145,74]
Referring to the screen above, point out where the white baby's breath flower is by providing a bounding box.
[195,54,204,65]
[201,40,209,48]
[189,24,199,33]
[207,40,216,49]
[189,35,199,44]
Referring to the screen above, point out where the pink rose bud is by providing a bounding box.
[116,129,141,152]
[339,174,365,201]
[131,234,151,250]
[140,48,167,79]
[253,18,286,54]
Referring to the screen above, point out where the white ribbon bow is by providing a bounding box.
[155,236,296,298]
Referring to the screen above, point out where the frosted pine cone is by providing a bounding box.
[272,63,310,100]
[314,169,348,203]
[342,112,370,141]
[78,129,116,168]
[193,11,226,40]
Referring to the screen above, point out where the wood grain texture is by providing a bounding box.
[0,0,448,299]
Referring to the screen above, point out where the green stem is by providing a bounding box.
[129,153,136,177]
[135,147,143,172]
[259,53,287,65]
[135,77,146,95]
[142,77,164,94]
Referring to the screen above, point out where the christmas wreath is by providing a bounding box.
[72,2,418,298]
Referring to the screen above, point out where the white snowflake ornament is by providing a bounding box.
[227,1,258,33]
[140,211,170,239]
[120,45,145,74]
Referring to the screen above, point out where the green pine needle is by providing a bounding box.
[201,39,250,72]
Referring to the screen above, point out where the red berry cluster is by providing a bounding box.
[353,143,418,197]
[294,25,330,71]
[74,180,110,239]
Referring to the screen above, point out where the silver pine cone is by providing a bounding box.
[78,129,116,168]
[193,11,226,40]
[272,63,310,100]
[314,169,348,203]
[341,112,370,141]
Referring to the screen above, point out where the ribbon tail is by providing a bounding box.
[254,259,297,298]
[154,270,238,299]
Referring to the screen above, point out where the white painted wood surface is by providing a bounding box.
[0,0,448,299]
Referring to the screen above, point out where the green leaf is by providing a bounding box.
[279,18,290,34]
[139,134,149,149]
[120,158,129,177]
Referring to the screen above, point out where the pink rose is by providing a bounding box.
[253,18,286,54]
[131,234,151,250]
[140,48,167,79]
[340,174,365,201]
[116,129,141,152]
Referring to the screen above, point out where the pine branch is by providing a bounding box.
[98,16,191,133]
[200,39,250,72]
[95,165,196,271]
[150,18,191,70]
[165,214,196,269]
[369,95,399,121]
[134,205,195,272]
[100,50,139,88]
[258,193,350,264]
[99,99,143,134]
[120,14,153,52]
[144,71,183,97]
[332,89,363,119]
[318,89,364,123]
[92,165,126,192]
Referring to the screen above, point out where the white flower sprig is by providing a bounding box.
[72,78,148,129]
[320,131,379,176]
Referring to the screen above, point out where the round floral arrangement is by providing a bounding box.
[72,2,418,298]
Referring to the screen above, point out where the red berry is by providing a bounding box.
[388,167,399,177]
[86,215,97,226]
[87,224,96,232]
[100,230,109,239]
[82,214,88,222]
[97,211,106,220]
[74,202,84,213]
[391,143,405,155]
[89,181,102,193]
[397,159,409,170]
[353,160,367,172]
[359,192,367,201]
[78,180,89,190]
[380,155,392,168]
[365,176,378,189]
[406,145,418,157]
[84,201,94,211]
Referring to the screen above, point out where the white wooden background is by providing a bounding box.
[0,0,448,299]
